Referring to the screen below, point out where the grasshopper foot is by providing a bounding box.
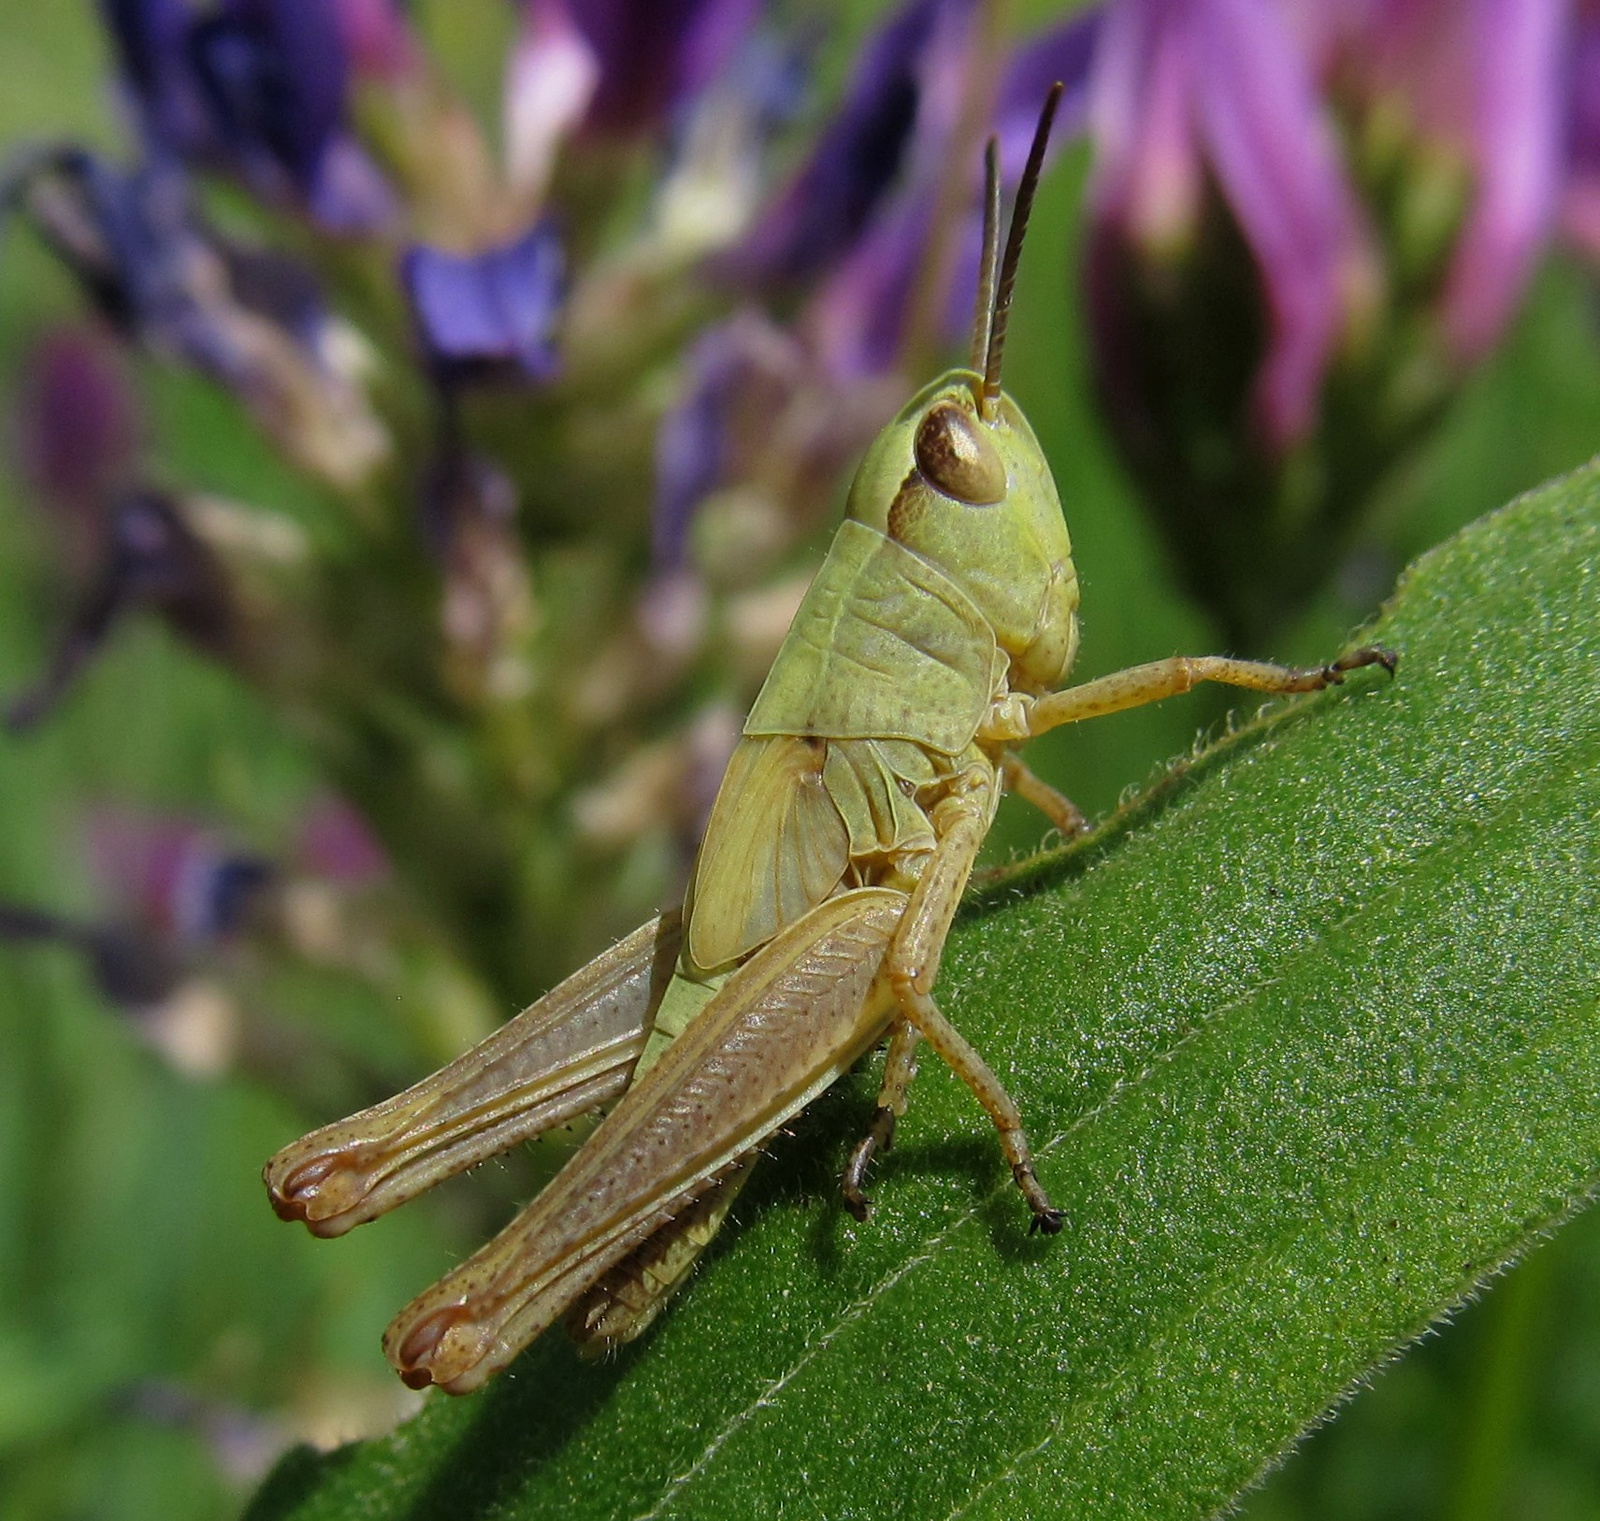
[1013,1161,1062,1235]
[842,1107,897,1222]
[1324,646,1398,683]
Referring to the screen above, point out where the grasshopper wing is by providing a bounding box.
[265,912,681,1237]
[385,887,903,1394]
[684,731,850,974]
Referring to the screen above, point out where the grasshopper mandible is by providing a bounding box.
[265,88,1395,1395]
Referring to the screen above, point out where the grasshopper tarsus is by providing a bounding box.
[1012,1160,1061,1234]
[1321,645,1399,685]
[841,1105,898,1222]
[1348,645,1399,677]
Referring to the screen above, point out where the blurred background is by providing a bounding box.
[0,2,1598,1517]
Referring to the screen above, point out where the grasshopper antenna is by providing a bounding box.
[980,82,1064,420]
[968,138,1002,373]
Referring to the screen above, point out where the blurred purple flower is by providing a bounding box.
[401,221,566,383]
[1564,4,1600,252]
[12,328,140,529]
[652,309,804,570]
[1329,0,1569,362]
[807,10,1100,379]
[563,0,762,138]
[297,796,389,885]
[10,152,387,484]
[86,810,273,946]
[100,0,392,231]
[1087,0,1377,449]
[5,490,234,734]
[335,0,423,81]
[732,0,965,291]
[0,811,271,1016]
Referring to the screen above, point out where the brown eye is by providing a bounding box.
[913,403,1007,505]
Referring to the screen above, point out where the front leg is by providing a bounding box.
[982,646,1396,742]
[883,767,1063,1234]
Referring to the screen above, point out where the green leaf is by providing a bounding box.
[246,461,1600,1521]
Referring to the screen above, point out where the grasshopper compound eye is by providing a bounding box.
[914,402,1007,505]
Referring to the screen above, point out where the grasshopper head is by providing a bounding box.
[843,85,1078,694]
[845,368,1079,693]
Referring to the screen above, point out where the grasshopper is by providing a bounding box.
[265,88,1394,1395]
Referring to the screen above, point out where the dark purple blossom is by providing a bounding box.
[1564,4,1600,251]
[801,10,1098,378]
[87,810,273,945]
[12,328,140,528]
[401,221,566,383]
[732,0,966,290]
[554,0,762,138]
[12,152,220,361]
[100,0,391,230]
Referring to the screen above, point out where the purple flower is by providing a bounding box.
[296,796,389,885]
[563,0,762,137]
[100,0,392,231]
[1563,4,1600,252]
[652,311,804,569]
[13,328,140,527]
[401,221,566,383]
[335,0,423,81]
[732,0,964,290]
[1087,0,1378,449]
[87,810,273,945]
[10,152,387,484]
[806,10,1101,379]
[1328,0,1569,362]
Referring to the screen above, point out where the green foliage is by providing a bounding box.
[246,453,1599,1519]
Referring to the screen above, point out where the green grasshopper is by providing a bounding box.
[265,88,1394,1395]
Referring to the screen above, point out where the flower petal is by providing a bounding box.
[1438,0,1567,359]
[401,222,566,382]
[1189,0,1375,445]
[733,0,963,289]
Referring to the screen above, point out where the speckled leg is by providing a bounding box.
[882,768,1062,1233]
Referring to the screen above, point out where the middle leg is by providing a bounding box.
[842,1019,922,1221]
[883,771,1063,1233]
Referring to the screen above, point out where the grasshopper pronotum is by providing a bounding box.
[265,88,1395,1395]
